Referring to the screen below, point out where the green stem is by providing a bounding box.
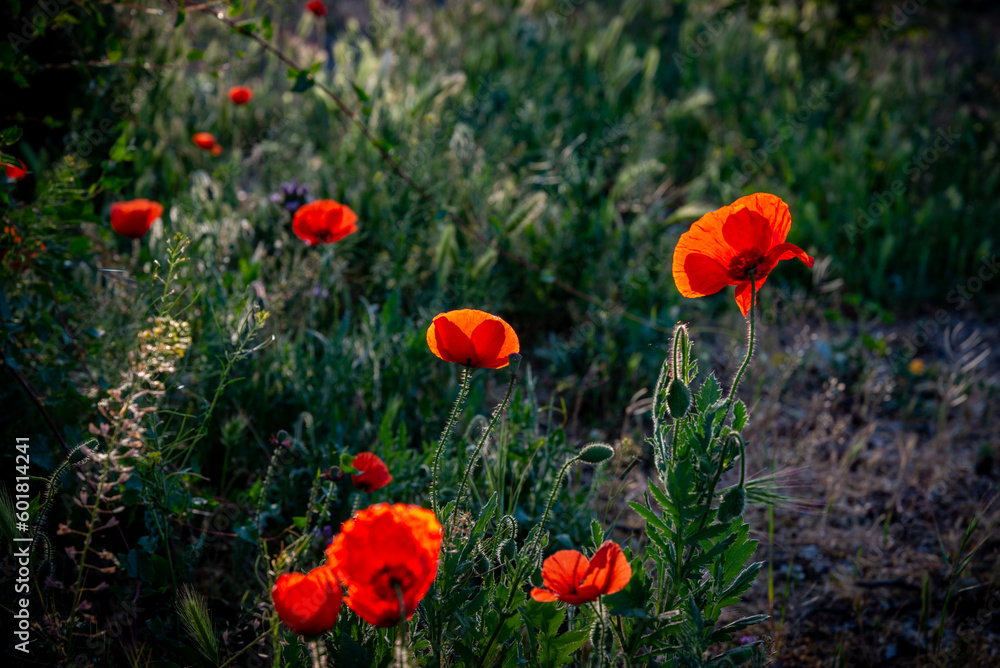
[539,456,580,532]
[431,367,472,517]
[722,274,757,425]
[453,370,518,515]
[614,614,634,668]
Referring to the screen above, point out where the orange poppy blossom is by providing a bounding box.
[306,0,327,17]
[426,309,520,369]
[4,158,27,181]
[530,541,632,606]
[192,132,216,150]
[672,193,815,316]
[228,86,253,105]
[271,565,342,636]
[110,199,164,239]
[210,144,223,157]
[292,199,358,246]
[350,453,392,493]
[325,504,442,628]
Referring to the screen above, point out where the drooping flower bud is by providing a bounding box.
[578,443,615,464]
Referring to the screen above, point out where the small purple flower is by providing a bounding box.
[312,283,330,299]
[270,180,312,214]
[739,635,757,645]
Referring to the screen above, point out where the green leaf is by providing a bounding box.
[339,451,358,474]
[352,82,370,102]
[187,49,205,62]
[628,501,671,536]
[686,522,730,545]
[722,522,759,582]
[546,629,589,666]
[290,70,314,93]
[719,561,764,606]
[733,400,748,431]
[710,613,769,643]
[685,533,737,575]
[0,126,23,145]
[261,15,274,40]
[524,598,565,637]
[695,374,722,414]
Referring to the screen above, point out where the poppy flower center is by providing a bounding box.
[372,564,418,599]
[727,250,766,281]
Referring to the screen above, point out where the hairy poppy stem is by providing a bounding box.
[308,639,326,668]
[394,584,411,668]
[723,274,757,423]
[431,367,472,517]
[539,455,580,532]
[452,369,518,516]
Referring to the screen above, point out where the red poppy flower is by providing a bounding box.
[4,158,27,181]
[351,453,392,493]
[325,504,442,628]
[672,193,815,316]
[228,86,253,105]
[210,144,223,157]
[192,132,216,150]
[110,199,164,239]
[292,200,358,246]
[306,0,327,16]
[426,309,520,369]
[530,541,632,605]
[271,565,342,636]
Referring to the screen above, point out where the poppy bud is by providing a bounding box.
[496,538,516,562]
[578,443,615,464]
[666,378,691,419]
[718,486,746,523]
[671,324,690,376]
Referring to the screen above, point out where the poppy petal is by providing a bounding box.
[426,310,519,368]
[733,273,770,317]
[530,588,559,602]
[731,193,792,245]
[579,541,632,596]
[351,453,392,493]
[764,242,814,269]
[326,504,442,628]
[720,207,774,260]
[674,252,736,298]
[432,316,477,366]
[470,319,505,366]
[672,206,743,297]
[540,550,590,596]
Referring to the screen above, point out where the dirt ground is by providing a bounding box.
[604,292,1000,667]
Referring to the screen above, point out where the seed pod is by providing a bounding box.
[666,378,691,419]
[578,443,615,464]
